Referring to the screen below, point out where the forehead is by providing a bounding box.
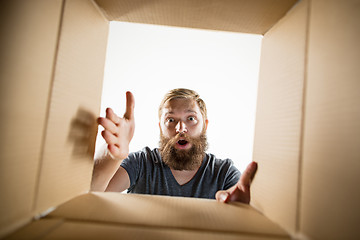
[162,98,200,115]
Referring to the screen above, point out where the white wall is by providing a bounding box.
[96,21,262,172]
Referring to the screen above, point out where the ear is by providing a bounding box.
[204,119,209,131]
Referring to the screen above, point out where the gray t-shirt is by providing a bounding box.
[120,147,240,199]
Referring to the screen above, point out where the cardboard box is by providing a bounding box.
[0,0,359,239]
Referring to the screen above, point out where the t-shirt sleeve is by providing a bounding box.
[120,150,144,190]
[223,161,241,190]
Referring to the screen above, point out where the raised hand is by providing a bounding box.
[97,91,135,160]
[215,161,258,204]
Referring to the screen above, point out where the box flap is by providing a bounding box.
[0,1,63,238]
[300,0,360,239]
[7,218,290,240]
[34,0,109,214]
[42,221,290,240]
[251,0,308,235]
[48,192,289,237]
[5,219,63,240]
[94,0,297,35]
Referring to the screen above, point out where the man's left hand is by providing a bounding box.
[215,161,258,204]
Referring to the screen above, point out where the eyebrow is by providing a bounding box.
[164,110,198,116]
[186,110,198,114]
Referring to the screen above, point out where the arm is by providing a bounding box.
[215,161,257,204]
[90,91,135,192]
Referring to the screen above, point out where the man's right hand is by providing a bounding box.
[97,91,135,160]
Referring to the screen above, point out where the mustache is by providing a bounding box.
[165,133,194,145]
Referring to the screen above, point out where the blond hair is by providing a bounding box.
[158,88,207,120]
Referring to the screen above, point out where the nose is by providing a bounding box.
[175,121,187,134]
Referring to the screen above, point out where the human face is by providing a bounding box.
[159,98,208,150]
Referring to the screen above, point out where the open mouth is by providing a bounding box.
[175,139,191,149]
[177,140,188,145]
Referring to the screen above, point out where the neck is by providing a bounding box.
[170,165,201,185]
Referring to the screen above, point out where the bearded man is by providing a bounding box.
[91,88,257,203]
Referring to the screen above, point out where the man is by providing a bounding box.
[91,88,257,203]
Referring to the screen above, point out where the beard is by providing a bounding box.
[159,132,208,171]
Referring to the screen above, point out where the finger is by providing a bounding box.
[106,108,120,124]
[108,144,129,160]
[238,161,258,191]
[123,91,135,120]
[215,190,230,203]
[107,144,120,159]
[101,130,118,145]
[97,117,118,134]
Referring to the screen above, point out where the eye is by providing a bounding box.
[167,118,175,123]
[188,116,196,121]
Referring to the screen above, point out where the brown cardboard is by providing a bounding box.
[8,219,290,240]
[34,0,109,214]
[94,0,297,34]
[5,219,63,240]
[251,0,308,235]
[0,0,63,237]
[1,0,359,239]
[0,0,108,238]
[299,0,360,239]
[42,222,290,240]
[49,192,288,237]
[5,193,290,240]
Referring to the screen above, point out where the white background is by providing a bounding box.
[96,21,262,173]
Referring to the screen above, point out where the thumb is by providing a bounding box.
[123,91,135,120]
[238,161,258,191]
[215,190,230,203]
